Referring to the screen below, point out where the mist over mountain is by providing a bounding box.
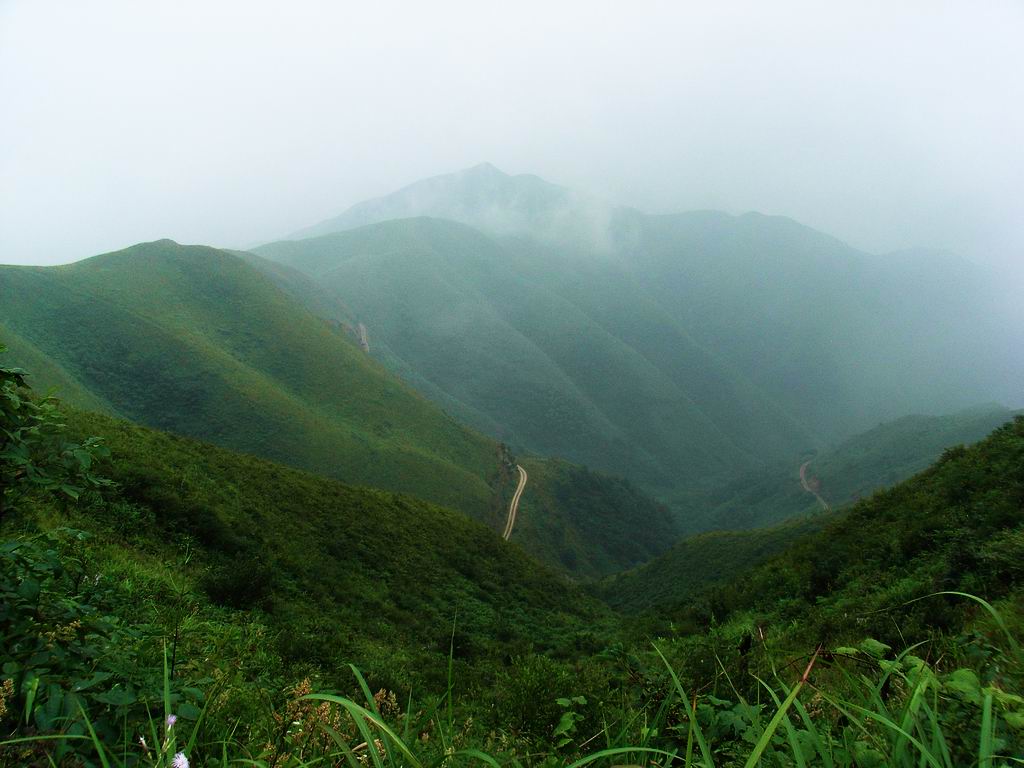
[3,4,1024,760]
[0,239,675,575]
[288,162,636,253]
[255,164,1023,522]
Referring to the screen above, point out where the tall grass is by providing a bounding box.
[6,592,1020,767]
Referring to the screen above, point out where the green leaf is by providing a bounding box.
[858,638,891,658]
[944,669,982,704]
[72,672,113,692]
[92,686,136,707]
[17,578,40,601]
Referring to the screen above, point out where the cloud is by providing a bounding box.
[1,0,1021,278]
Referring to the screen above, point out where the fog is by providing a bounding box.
[1,0,1022,277]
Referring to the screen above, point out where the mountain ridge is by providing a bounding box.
[0,238,676,576]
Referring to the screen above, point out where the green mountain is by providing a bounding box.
[255,217,816,499]
[650,413,1024,650]
[604,410,1024,619]
[4,352,1022,766]
[597,517,826,613]
[0,240,674,576]
[8,405,610,691]
[602,405,1019,612]
[685,404,1020,533]
[266,165,1021,519]
[616,212,1019,443]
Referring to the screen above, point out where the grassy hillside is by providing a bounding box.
[605,407,1021,615]
[597,516,826,612]
[622,415,1024,645]
[52,408,608,670]
[515,457,676,577]
[682,404,1019,533]
[3,358,1021,766]
[255,218,815,498]
[0,396,617,763]
[0,245,674,575]
[266,166,1021,526]
[0,240,503,519]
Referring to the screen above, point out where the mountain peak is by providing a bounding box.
[462,162,508,178]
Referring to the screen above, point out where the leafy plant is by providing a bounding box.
[0,345,111,520]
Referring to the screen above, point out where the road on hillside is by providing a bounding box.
[502,464,528,541]
[799,460,831,512]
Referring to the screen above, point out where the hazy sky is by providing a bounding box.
[2,1,1022,272]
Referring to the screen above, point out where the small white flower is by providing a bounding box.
[166,713,178,730]
[171,752,189,768]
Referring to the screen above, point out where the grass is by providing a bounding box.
[2,354,1023,766]
[678,405,1020,534]
[609,414,1024,619]
[9,594,1021,767]
[0,244,673,576]
[252,217,816,500]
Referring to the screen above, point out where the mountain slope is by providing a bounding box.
[597,517,826,613]
[622,211,1020,440]
[17,406,611,687]
[273,165,1021,519]
[255,218,816,497]
[684,404,1020,533]
[607,414,1024,628]
[0,241,674,575]
[0,239,501,517]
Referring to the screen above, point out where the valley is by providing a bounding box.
[4,6,1022,764]
[1,165,1021,767]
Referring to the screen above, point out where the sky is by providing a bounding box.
[1,0,1022,273]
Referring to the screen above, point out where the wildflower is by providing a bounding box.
[0,678,13,719]
[166,713,178,730]
[172,753,189,768]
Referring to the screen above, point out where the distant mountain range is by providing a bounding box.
[255,164,1021,519]
[2,163,1018,544]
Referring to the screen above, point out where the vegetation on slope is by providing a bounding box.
[2,354,1022,766]
[624,211,1018,441]
[262,165,1020,524]
[0,240,500,519]
[680,404,1019,533]
[515,457,676,578]
[0,245,673,575]
[597,517,825,612]
[255,217,814,498]
[0,367,614,762]
[630,416,1024,648]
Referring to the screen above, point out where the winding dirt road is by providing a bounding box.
[799,460,831,512]
[502,464,528,541]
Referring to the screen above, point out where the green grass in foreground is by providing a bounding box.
[3,585,1021,767]
[2,355,1023,766]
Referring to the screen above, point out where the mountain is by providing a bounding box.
[683,404,1020,532]
[615,212,1020,443]
[600,405,1020,611]
[6,354,1022,766]
[597,517,826,613]
[13,405,611,689]
[288,162,634,251]
[607,413,1024,645]
[259,167,1020,518]
[254,217,816,499]
[0,240,675,576]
